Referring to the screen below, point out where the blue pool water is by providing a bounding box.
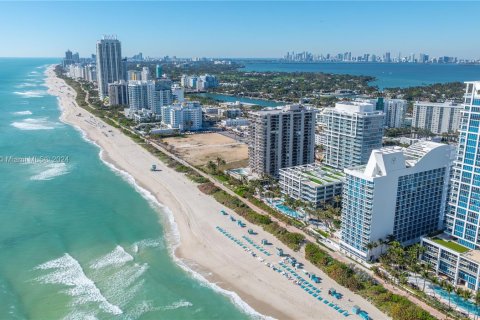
[433,286,480,316]
[270,201,304,219]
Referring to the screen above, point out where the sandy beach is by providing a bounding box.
[45,65,388,320]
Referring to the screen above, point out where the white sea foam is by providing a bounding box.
[63,310,98,320]
[35,254,123,315]
[102,265,147,307]
[125,300,160,319]
[12,110,32,115]
[16,82,38,88]
[51,96,271,319]
[131,238,164,253]
[161,299,193,311]
[30,163,69,181]
[89,246,134,270]
[13,90,46,98]
[11,117,56,130]
[96,150,270,319]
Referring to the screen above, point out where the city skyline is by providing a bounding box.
[0,1,479,59]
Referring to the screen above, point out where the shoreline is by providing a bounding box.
[45,65,388,320]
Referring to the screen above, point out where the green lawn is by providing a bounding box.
[432,238,469,253]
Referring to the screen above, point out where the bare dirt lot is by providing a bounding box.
[162,133,248,167]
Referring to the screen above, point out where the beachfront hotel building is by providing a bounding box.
[421,82,480,291]
[248,104,316,178]
[96,36,123,99]
[279,163,345,208]
[317,101,384,170]
[161,101,203,131]
[412,101,462,134]
[340,141,454,262]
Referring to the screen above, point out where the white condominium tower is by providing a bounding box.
[248,105,316,177]
[96,36,123,99]
[413,101,462,134]
[318,101,384,170]
[127,80,172,113]
[341,141,454,262]
[384,99,407,128]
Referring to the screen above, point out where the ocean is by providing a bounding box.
[241,62,480,89]
[0,58,252,319]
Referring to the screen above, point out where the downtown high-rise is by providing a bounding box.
[421,82,480,290]
[96,36,124,99]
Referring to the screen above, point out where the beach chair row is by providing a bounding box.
[278,262,350,317]
[242,236,271,256]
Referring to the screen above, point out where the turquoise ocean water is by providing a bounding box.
[0,58,251,319]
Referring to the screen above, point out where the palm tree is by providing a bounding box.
[206,160,217,173]
[386,234,396,244]
[333,195,342,208]
[463,290,473,318]
[445,283,454,310]
[215,156,226,170]
[421,265,430,293]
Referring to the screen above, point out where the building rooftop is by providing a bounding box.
[334,101,375,114]
[249,104,315,115]
[346,141,453,178]
[414,100,460,107]
[431,237,470,254]
[280,163,345,186]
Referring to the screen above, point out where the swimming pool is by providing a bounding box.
[267,199,304,219]
[433,286,480,316]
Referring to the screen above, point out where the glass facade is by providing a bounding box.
[445,86,480,249]
[394,168,446,243]
[341,175,374,258]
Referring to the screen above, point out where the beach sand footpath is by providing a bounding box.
[45,66,389,320]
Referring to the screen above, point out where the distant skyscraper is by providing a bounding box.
[341,141,454,262]
[72,52,80,63]
[384,52,391,63]
[248,105,316,177]
[317,102,384,170]
[128,70,142,81]
[141,67,150,81]
[63,50,74,67]
[96,36,123,99]
[156,64,162,79]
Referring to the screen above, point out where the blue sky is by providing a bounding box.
[0,1,478,59]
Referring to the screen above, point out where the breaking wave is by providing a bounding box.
[12,110,33,115]
[35,254,122,315]
[11,117,57,130]
[30,163,69,181]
